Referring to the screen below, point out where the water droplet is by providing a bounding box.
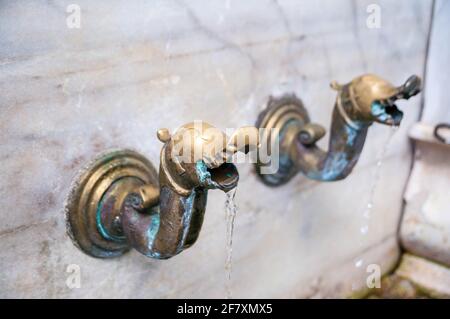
[358,129,399,247]
[225,188,238,299]
[170,75,180,85]
[360,225,369,234]
[364,129,398,214]
[355,259,364,268]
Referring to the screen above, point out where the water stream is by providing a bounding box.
[225,188,238,299]
[354,126,399,271]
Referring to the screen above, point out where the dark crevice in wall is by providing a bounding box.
[417,0,437,122]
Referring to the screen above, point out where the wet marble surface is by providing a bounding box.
[0,0,433,297]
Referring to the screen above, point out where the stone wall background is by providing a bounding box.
[0,0,433,298]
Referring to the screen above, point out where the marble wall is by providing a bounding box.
[0,0,433,298]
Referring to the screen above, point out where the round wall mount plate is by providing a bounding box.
[65,149,158,258]
[255,95,310,186]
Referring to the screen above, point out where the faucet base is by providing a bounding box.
[65,149,158,258]
[255,95,311,186]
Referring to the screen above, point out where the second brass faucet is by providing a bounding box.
[255,74,422,185]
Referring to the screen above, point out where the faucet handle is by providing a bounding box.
[395,75,422,100]
[225,126,260,154]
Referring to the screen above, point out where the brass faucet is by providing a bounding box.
[255,74,422,185]
[66,122,258,259]
[66,74,421,259]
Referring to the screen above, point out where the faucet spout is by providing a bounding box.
[119,122,257,259]
[339,74,422,127]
